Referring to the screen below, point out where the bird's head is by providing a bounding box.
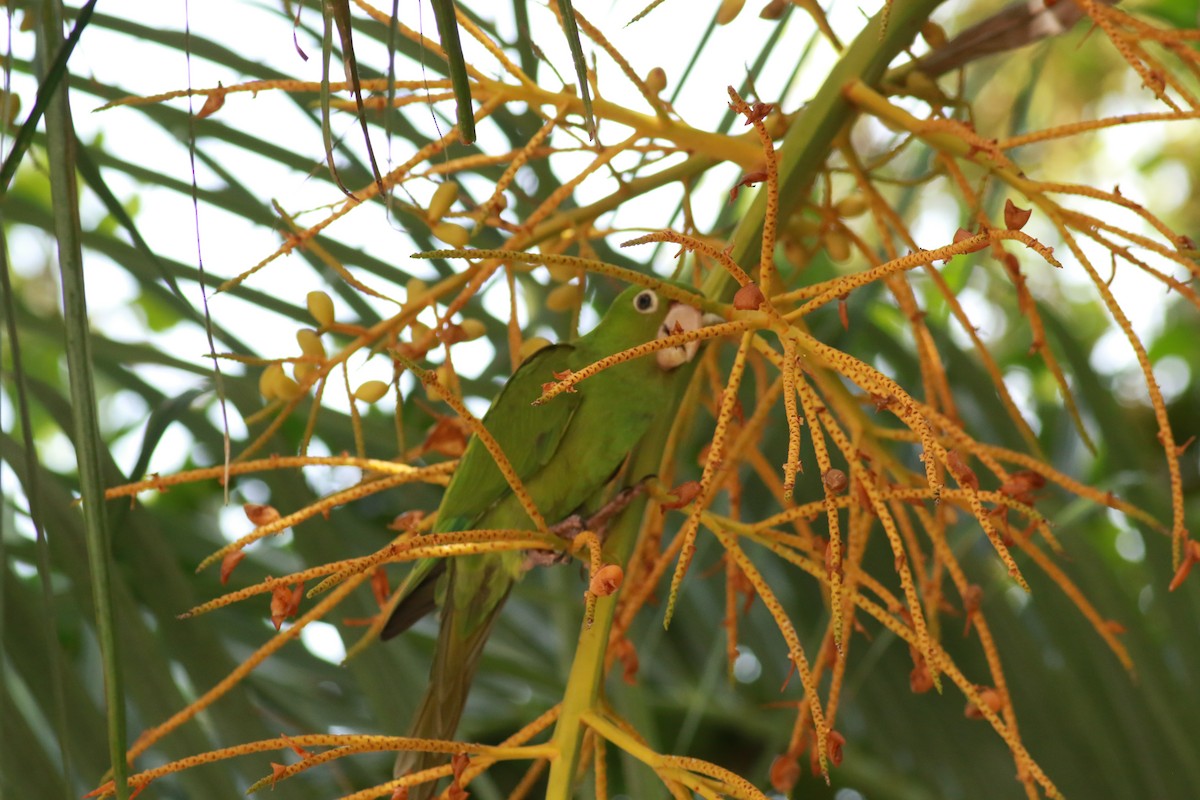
[594,281,721,371]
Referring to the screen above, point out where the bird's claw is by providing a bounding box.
[522,481,650,568]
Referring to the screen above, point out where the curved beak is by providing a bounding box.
[655,302,705,370]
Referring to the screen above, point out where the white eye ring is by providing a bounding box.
[633,289,658,314]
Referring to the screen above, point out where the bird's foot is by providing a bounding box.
[523,481,650,568]
[583,482,647,535]
[524,514,586,567]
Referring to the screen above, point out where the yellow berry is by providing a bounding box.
[921,21,947,48]
[296,328,326,360]
[259,363,285,399]
[546,282,581,312]
[835,194,869,219]
[547,261,577,282]
[518,336,552,363]
[645,67,667,95]
[432,221,470,248]
[353,380,390,403]
[293,362,316,383]
[458,319,487,341]
[788,214,820,236]
[824,229,852,262]
[759,0,787,19]
[420,364,458,403]
[427,180,459,222]
[435,364,457,397]
[271,370,303,400]
[0,90,20,128]
[403,280,428,313]
[306,290,335,327]
[903,70,942,101]
[409,320,432,342]
[716,0,745,25]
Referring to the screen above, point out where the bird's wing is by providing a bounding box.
[434,342,581,532]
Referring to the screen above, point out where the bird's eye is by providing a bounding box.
[633,290,658,314]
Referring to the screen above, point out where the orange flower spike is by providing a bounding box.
[420,416,470,457]
[910,660,935,694]
[614,636,640,684]
[1004,199,1033,231]
[663,330,753,629]
[822,468,848,494]
[946,449,980,492]
[998,470,1046,505]
[290,582,304,614]
[729,169,769,202]
[952,227,989,253]
[769,754,801,793]
[589,564,624,597]
[962,583,983,636]
[592,730,609,800]
[451,752,471,782]
[1168,539,1200,591]
[792,378,844,651]
[269,584,291,630]
[280,732,311,758]
[807,735,823,778]
[573,530,605,627]
[370,567,391,608]
[841,438,938,686]
[827,730,846,767]
[195,464,449,574]
[269,582,303,630]
[219,550,246,585]
[965,687,1006,719]
[715,527,831,780]
[780,337,804,499]
[244,502,281,526]
[659,754,764,799]
[715,387,746,425]
[732,561,757,617]
[733,282,766,310]
[623,230,754,287]
[388,510,427,532]
[661,480,701,510]
[727,85,780,296]
[83,780,115,799]
[723,555,740,677]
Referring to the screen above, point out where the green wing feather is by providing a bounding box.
[381,343,581,640]
[433,342,581,532]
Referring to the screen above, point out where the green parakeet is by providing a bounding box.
[384,281,709,795]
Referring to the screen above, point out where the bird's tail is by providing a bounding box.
[394,560,512,799]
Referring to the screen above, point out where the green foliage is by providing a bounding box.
[3,1,1200,799]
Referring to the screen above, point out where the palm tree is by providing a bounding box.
[3,1,1199,798]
